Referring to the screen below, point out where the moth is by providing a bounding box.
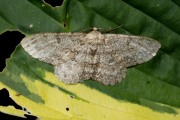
[21,28,161,85]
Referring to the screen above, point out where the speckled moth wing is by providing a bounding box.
[103,34,161,67]
[21,29,161,85]
[21,33,86,66]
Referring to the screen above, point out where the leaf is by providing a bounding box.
[0,0,180,119]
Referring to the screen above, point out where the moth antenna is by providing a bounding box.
[80,27,94,32]
[102,25,123,33]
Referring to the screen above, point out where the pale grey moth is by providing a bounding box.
[21,28,161,85]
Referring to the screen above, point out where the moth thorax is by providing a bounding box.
[86,31,103,45]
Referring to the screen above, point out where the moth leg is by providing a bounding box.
[54,61,88,84]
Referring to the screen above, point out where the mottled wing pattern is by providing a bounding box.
[21,33,89,84]
[21,33,85,65]
[88,34,161,85]
[103,34,161,67]
[21,30,161,85]
[54,61,89,84]
[54,38,95,84]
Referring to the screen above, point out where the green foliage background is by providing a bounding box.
[0,0,180,119]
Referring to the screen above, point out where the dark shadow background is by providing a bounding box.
[0,31,24,72]
[0,0,63,119]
